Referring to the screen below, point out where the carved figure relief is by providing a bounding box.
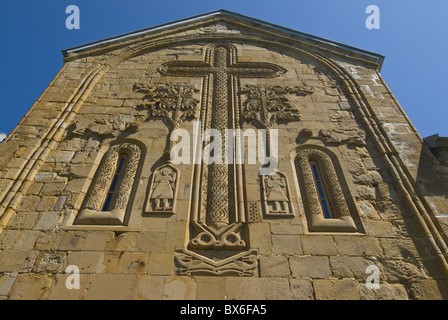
[261,171,294,217]
[75,142,142,225]
[134,83,198,215]
[145,164,179,214]
[295,146,358,232]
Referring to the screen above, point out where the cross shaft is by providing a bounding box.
[159,44,285,230]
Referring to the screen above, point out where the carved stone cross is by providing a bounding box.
[159,44,286,234]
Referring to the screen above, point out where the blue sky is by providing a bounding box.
[1,0,447,138]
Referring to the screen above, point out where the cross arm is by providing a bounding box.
[158,61,213,77]
[229,62,287,78]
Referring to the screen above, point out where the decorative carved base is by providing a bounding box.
[189,222,246,250]
[174,248,259,276]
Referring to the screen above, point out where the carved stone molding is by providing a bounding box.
[145,163,180,215]
[295,147,357,232]
[247,201,262,223]
[174,248,259,276]
[261,171,294,218]
[75,142,142,225]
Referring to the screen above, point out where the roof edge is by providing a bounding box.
[61,9,385,70]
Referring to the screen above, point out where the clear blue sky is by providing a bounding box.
[1,0,447,138]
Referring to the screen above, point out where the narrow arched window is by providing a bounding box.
[75,142,142,225]
[309,160,333,219]
[102,153,128,212]
[295,147,358,232]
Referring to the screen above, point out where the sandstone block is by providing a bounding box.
[289,256,331,279]
[146,252,174,275]
[0,250,38,272]
[301,235,337,256]
[260,255,290,277]
[289,279,314,300]
[272,234,302,255]
[313,279,360,300]
[84,274,140,300]
[226,277,292,300]
[163,276,196,300]
[8,273,53,300]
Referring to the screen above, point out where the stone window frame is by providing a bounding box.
[73,141,143,226]
[294,145,360,233]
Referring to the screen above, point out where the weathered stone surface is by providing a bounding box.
[313,279,360,300]
[0,11,446,301]
[84,274,140,300]
[0,250,38,272]
[359,282,409,300]
[289,256,331,279]
[8,273,53,300]
[226,277,293,300]
[301,235,337,256]
[260,255,290,277]
[290,279,314,300]
[163,276,196,300]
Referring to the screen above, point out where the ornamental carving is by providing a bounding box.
[75,142,142,225]
[175,249,259,276]
[133,82,199,157]
[158,43,287,256]
[295,147,358,232]
[145,163,179,214]
[240,84,307,169]
[241,85,303,128]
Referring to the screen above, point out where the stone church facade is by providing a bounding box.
[0,10,447,300]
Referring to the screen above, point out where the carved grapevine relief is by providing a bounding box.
[133,82,199,158]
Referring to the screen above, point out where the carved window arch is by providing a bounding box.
[75,142,142,226]
[295,147,358,232]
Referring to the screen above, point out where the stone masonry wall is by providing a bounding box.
[0,35,447,300]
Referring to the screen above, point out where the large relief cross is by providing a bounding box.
[159,44,286,251]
